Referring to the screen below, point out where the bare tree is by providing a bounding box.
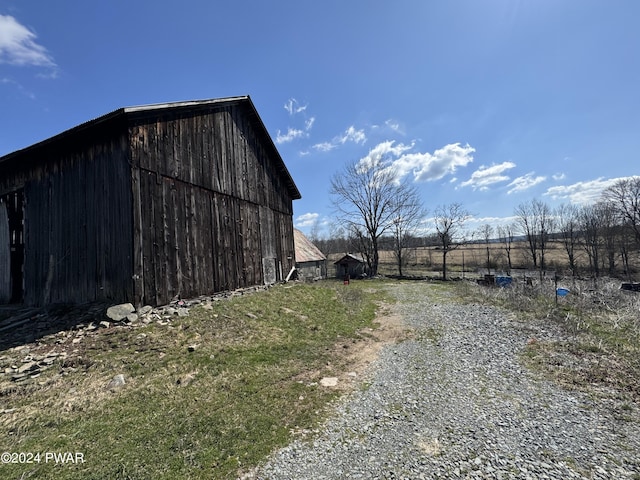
[599,201,620,275]
[390,197,426,277]
[476,224,494,275]
[308,219,322,244]
[433,203,471,280]
[617,223,634,279]
[554,203,580,277]
[496,223,515,275]
[602,177,640,245]
[579,203,606,280]
[514,199,554,278]
[315,223,350,255]
[330,157,425,277]
[576,200,627,277]
[514,201,539,269]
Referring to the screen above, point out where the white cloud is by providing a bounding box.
[276,115,315,145]
[385,119,403,134]
[468,215,519,225]
[507,173,546,194]
[371,119,404,135]
[465,215,519,229]
[340,126,366,145]
[305,117,315,130]
[312,141,335,152]
[313,125,367,151]
[284,98,307,115]
[552,172,566,181]
[357,140,413,170]
[400,142,475,182]
[543,177,630,205]
[276,127,305,144]
[370,140,413,159]
[295,212,319,227]
[355,141,475,184]
[277,98,315,145]
[460,161,516,190]
[0,15,56,67]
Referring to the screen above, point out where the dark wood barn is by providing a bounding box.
[0,96,301,307]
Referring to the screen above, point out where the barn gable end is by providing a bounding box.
[0,96,300,307]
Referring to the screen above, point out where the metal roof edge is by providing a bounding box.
[122,95,250,114]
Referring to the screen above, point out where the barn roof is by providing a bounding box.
[294,229,326,263]
[334,253,365,265]
[0,95,301,200]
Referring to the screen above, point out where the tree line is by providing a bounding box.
[508,180,640,280]
[316,155,640,281]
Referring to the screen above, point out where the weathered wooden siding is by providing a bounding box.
[0,97,298,308]
[130,105,293,213]
[13,134,134,305]
[0,202,10,303]
[129,104,296,305]
[296,261,328,280]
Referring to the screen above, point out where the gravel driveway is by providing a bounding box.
[254,282,640,479]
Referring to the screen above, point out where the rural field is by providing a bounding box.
[334,240,640,281]
[1,277,639,479]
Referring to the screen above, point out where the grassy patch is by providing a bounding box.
[0,281,386,479]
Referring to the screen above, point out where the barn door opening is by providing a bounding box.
[0,190,25,304]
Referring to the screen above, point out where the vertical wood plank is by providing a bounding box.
[131,165,145,307]
[0,202,10,303]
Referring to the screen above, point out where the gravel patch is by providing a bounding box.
[253,283,640,479]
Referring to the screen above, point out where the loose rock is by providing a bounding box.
[106,303,136,322]
[107,374,126,389]
[320,377,339,387]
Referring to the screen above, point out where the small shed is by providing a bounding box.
[0,96,301,307]
[334,253,367,279]
[293,229,327,280]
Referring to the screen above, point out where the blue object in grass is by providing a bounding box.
[556,288,570,297]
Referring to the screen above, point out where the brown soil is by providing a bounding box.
[297,302,411,391]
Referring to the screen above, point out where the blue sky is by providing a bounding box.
[1,1,639,238]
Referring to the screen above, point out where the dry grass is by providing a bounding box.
[343,241,640,279]
[450,278,640,401]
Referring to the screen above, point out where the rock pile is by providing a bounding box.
[0,284,271,386]
[2,349,67,383]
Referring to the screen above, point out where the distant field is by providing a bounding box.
[329,240,640,279]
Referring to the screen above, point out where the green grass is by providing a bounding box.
[0,281,387,479]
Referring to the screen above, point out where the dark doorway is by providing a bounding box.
[0,190,25,303]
